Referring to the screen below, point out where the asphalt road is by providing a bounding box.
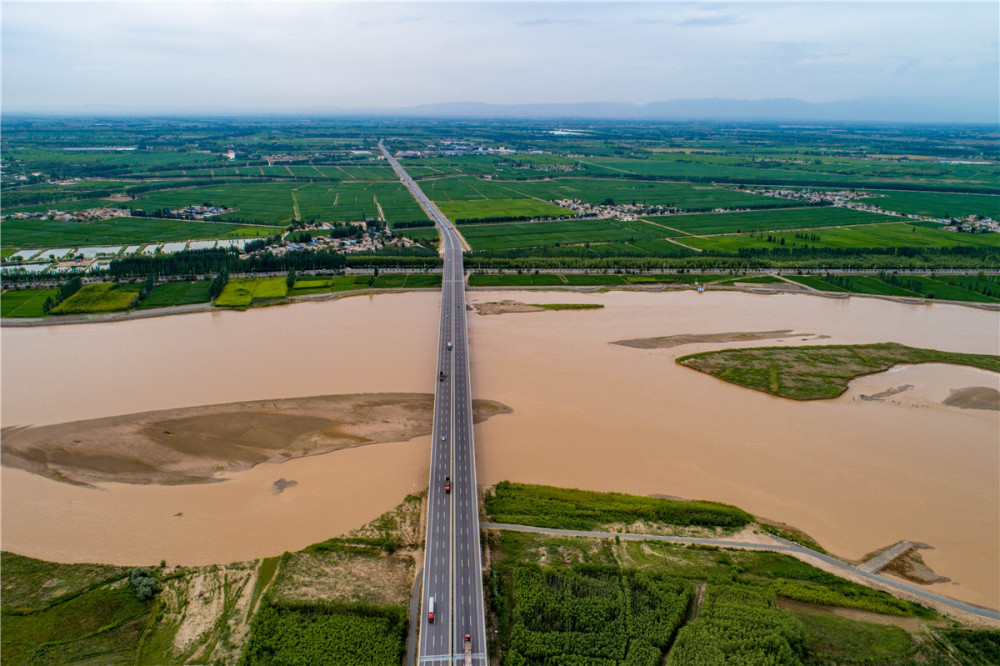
[381,142,488,665]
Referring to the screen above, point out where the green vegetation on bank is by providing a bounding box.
[135,280,213,309]
[797,614,916,663]
[785,271,1000,302]
[485,481,753,531]
[214,277,288,308]
[677,342,1000,400]
[240,601,406,666]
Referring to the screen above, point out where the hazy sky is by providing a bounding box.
[3,1,997,114]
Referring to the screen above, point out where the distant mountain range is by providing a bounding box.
[342,97,996,124]
[10,96,996,124]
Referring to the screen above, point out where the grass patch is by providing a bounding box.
[485,481,753,531]
[530,303,604,310]
[50,283,140,314]
[798,614,914,662]
[939,628,1000,664]
[2,586,148,664]
[678,342,1000,400]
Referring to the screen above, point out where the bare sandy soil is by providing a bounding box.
[2,393,510,486]
[612,329,817,349]
[472,301,546,315]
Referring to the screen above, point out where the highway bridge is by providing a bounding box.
[380,141,488,665]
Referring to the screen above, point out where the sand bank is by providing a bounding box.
[2,393,510,486]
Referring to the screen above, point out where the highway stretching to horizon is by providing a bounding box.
[380,141,488,665]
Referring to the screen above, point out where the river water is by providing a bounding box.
[2,290,998,609]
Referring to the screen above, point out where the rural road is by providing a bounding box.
[481,522,1000,623]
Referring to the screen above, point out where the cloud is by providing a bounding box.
[676,14,747,28]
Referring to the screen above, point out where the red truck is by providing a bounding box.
[464,634,472,665]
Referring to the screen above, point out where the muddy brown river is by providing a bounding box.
[2,290,998,609]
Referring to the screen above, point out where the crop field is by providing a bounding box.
[51,283,141,314]
[1,288,58,317]
[860,191,1000,219]
[581,155,1000,191]
[643,207,896,236]
[458,218,644,250]
[1,217,278,249]
[421,176,803,212]
[215,277,288,307]
[437,198,573,221]
[502,179,807,210]
[127,181,427,225]
[679,223,1000,252]
[135,281,213,309]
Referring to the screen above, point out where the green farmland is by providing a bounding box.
[0,217,278,249]
[1,288,58,318]
[860,191,1000,220]
[643,207,897,236]
[215,277,288,308]
[422,176,804,211]
[459,218,644,250]
[135,281,214,309]
[50,283,141,315]
[436,198,573,221]
[128,181,428,225]
[679,223,1000,252]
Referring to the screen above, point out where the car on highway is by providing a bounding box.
[439,371,445,382]
[445,477,451,494]
[447,341,452,351]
